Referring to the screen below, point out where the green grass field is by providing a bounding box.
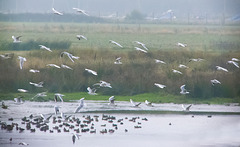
[0,22,240,104]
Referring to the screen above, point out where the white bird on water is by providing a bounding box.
[145,100,153,107]
[54,93,64,102]
[85,68,97,76]
[178,64,189,68]
[130,99,141,107]
[73,8,89,16]
[12,36,22,43]
[155,59,166,64]
[52,8,63,15]
[134,41,148,50]
[39,45,52,52]
[210,79,221,86]
[29,81,44,88]
[60,51,79,63]
[154,83,166,89]
[47,64,61,69]
[61,64,73,70]
[216,66,228,72]
[108,96,116,106]
[227,61,239,68]
[180,85,189,94]
[18,56,26,70]
[114,57,122,64]
[135,47,147,53]
[177,42,187,47]
[76,35,87,40]
[18,89,28,93]
[87,87,97,95]
[109,40,123,48]
[29,69,40,73]
[18,142,29,146]
[172,69,182,74]
[74,98,85,113]
[182,104,192,111]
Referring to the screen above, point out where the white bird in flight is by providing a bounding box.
[85,68,97,76]
[180,85,189,94]
[109,40,123,48]
[154,83,166,89]
[114,57,122,64]
[189,58,204,62]
[177,42,187,47]
[12,36,22,43]
[216,66,228,72]
[0,53,11,59]
[182,104,192,111]
[172,69,182,74]
[18,89,28,93]
[134,41,148,50]
[94,80,112,88]
[210,79,221,86]
[130,99,141,107]
[76,35,87,40]
[47,64,61,69]
[54,93,64,102]
[40,114,52,123]
[231,58,239,62]
[155,59,166,64]
[60,51,79,63]
[108,96,116,106]
[14,96,23,104]
[135,47,147,53]
[31,91,47,99]
[61,64,73,70]
[18,56,26,70]
[145,100,153,107]
[29,81,44,88]
[52,8,63,15]
[73,8,89,16]
[54,105,60,115]
[74,98,85,113]
[29,69,40,73]
[39,45,52,52]
[178,64,189,68]
[227,61,239,68]
[87,87,97,95]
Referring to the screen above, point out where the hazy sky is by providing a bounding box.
[0,0,239,17]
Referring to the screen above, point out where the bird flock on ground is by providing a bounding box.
[0,6,239,146]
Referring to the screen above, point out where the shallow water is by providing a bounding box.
[0,100,240,147]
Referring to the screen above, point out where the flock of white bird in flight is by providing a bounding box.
[1,7,239,113]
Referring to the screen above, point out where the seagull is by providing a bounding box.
[94,80,112,88]
[54,93,64,102]
[182,104,192,111]
[18,89,28,93]
[72,133,81,144]
[109,40,123,48]
[76,35,87,40]
[32,91,47,99]
[145,100,153,107]
[39,45,52,52]
[60,51,79,63]
[14,96,23,104]
[135,47,147,53]
[172,69,182,74]
[60,112,72,121]
[189,58,204,62]
[210,79,221,86]
[74,98,85,113]
[85,68,97,76]
[29,69,40,73]
[0,53,11,59]
[178,64,189,68]
[114,57,122,64]
[231,58,239,62]
[47,64,61,69]
[73,8,89,16]
[18,142,29,146]
[130,99,141,107]
[61,64,73,70]
[54,105,60,115]
[18,56,26,69]
[29,81,44,88]
[227,61,239,68]
[52,8,63,15]
[12,36,22,43]
[216,66,228,72]
[87,87,97,95]
[177,42,187,47]
[108,96,116,106]
[155,59,166,64]
[134,41,148,50]
[180,85,189,94]
[154,83,166,89]
[40,114,52,123]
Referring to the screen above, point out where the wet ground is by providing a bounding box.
[0,100,240,147]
